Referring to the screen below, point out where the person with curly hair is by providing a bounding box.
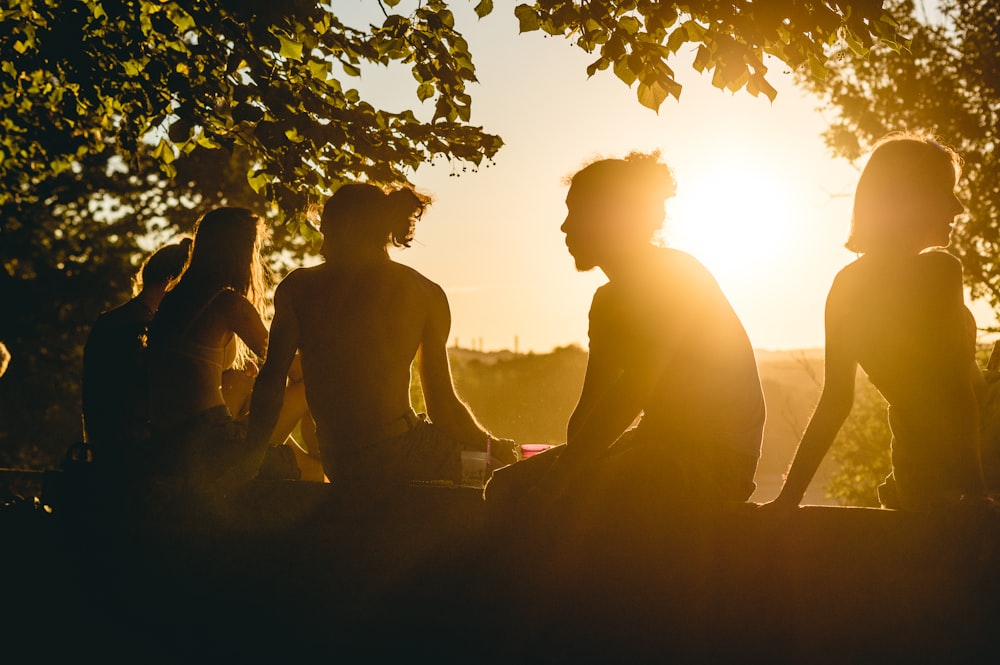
[489,152,765,505]
[245,184,517,494]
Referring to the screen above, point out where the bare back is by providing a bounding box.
[280,260,445,442]
[147,286,264,429]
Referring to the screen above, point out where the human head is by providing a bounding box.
[847,133,964,255]
[561,151,677,271]
[185,207,267,308]
[133,236,193,296]
[319,183,430,257]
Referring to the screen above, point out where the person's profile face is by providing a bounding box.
[560,183,618,271]
[908,169,964,250]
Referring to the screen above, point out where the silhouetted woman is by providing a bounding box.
[83,237,192,473]
[769,134,985,510]
[146,207,305,487]
[246,184,517,492]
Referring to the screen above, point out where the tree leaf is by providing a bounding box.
[613,57,637,87]
[514,5,540,33]
[278,34,303,61]
[636,80,668,111]
[474,0,493,19]
[416,81,435,102]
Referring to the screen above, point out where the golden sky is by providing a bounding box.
[342,3,992,352]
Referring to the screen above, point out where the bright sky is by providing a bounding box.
[341,3,991,353]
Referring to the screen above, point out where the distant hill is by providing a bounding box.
[446,346,840,505]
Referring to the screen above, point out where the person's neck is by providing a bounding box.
[865,244,930,263]
[326,243,391,266]
[601,244,660,283]
[136,286,167,316]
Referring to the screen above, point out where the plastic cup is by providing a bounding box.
[519,444,553,459]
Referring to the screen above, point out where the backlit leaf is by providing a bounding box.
[474,0,493,18]
[514,5,540,33]
[278,34,303,61]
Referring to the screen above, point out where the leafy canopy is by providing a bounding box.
[0,0,503,224]
[512,1,904,111]
[799,0,1000,313]
[0,1,903,224]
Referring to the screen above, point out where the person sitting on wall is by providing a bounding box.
[487,151,766,509]
[244,183,517,495]
[82,237,192,477]
[766,134,987,511]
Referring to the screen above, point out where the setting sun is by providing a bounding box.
[665,156,802,286]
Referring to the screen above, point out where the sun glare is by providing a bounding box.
[664,158,801,285]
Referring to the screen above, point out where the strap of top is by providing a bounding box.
[178,288,232,338]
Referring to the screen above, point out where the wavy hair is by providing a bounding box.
[319,183,431,254]
[172,207,268,368]
[568,150,677,240]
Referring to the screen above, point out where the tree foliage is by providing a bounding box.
[799,0,1000,311]
[513,1,904,111]
[0,0,503,223]
[825,374,892,506]
[0,1,905,223]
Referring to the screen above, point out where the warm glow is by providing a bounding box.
[665,156,801,287]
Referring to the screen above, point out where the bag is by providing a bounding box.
[257,443,301,481]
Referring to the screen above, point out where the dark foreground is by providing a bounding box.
[2,475,999,664]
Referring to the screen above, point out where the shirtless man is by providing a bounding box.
[489,152,765,503]
[246,184,516,490]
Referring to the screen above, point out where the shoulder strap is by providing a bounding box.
[179,288,232,337]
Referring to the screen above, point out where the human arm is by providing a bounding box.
[221,290,269,360]
[561,287,682,465]
[418,286,517,464]
[245,278,300,456]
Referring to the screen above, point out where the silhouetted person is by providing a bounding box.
[146,208,306,489]
[82,237,192,475]
[488,152,765,505]
[768,134,985,511]
[245,183,516,493]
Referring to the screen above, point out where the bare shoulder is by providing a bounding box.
[662,247,711,273]
[390,262,448,305]
[212,287,256,314]
[276,265,323,291]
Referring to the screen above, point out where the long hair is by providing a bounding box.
[184,207,267,309]
[170,207,268,368]
[319,183,430,255]
[846,133,962,254]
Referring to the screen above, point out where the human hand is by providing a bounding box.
[488,436,520,467]
[756,494,800,514]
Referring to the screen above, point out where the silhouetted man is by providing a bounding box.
[244,184,516,491]
[489,152,765,504]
